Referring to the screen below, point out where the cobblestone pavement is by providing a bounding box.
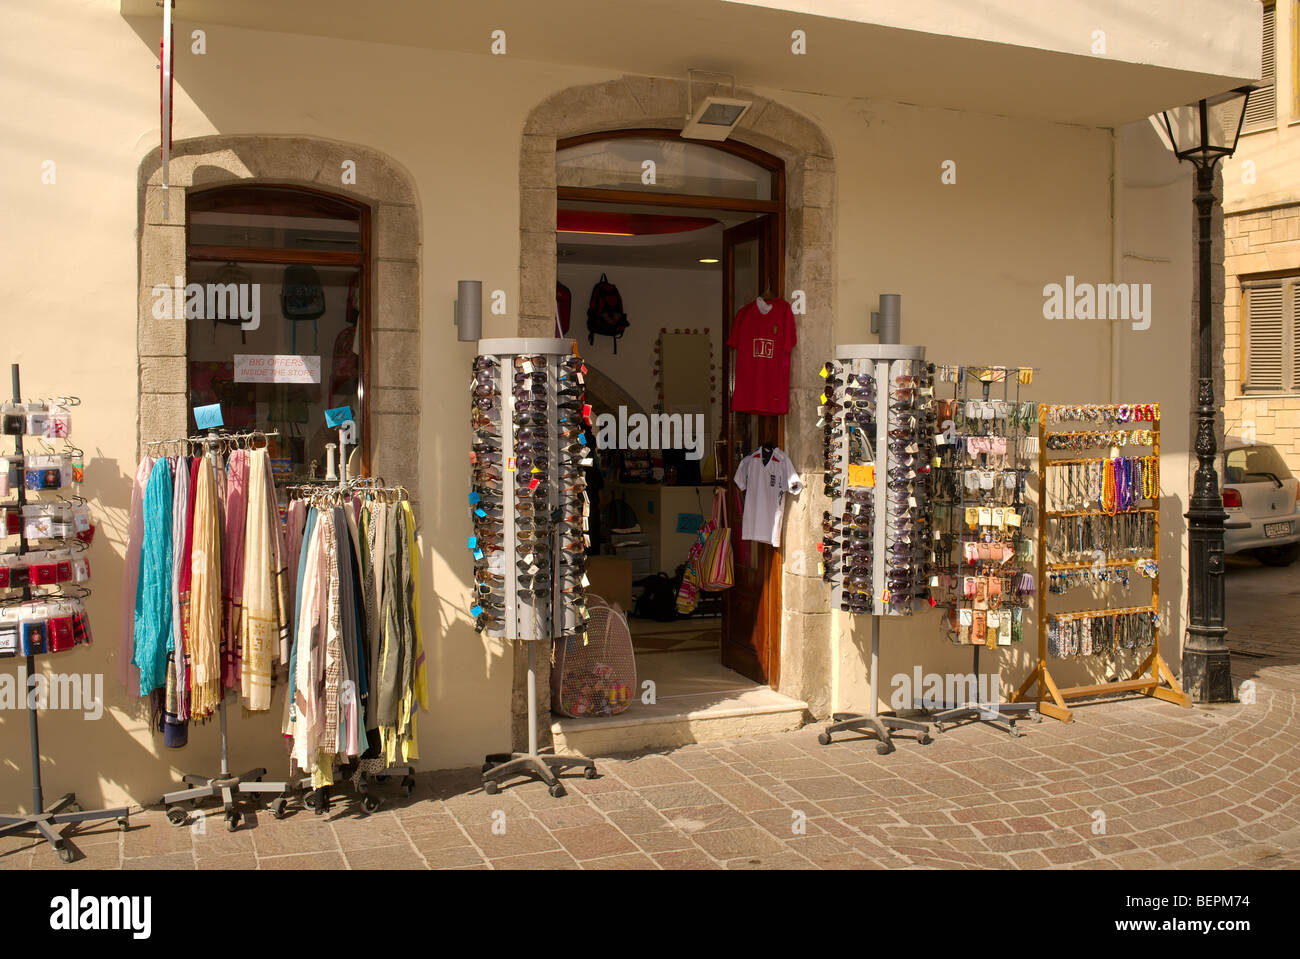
[4,558,1297,870]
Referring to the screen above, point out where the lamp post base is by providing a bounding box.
[1182,645,1234,704]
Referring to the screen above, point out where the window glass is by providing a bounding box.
[1225,444,1292,483]
[557,137,772,200]
[185,188,365,488]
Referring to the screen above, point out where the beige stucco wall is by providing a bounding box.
[0,2,1197,808]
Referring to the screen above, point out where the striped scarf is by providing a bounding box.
[221,449,249,689]
[240,449,285,711]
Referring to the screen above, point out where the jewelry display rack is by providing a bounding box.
[0,363,129,863]
[473,338,597,797]
[1014,403,1188,722]
[817,344,935,754]
[928,364,1040,736]
[157,428,290,832]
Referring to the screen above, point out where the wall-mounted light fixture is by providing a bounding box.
[683,70,752,142]
[455,280,482,342]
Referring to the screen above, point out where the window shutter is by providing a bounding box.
[1245,4,1277,127]
[1248,285,1285,391]
[1292,283,1300,390]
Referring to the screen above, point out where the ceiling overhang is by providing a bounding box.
[119,0,1262,127]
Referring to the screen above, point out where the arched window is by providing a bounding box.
[184,185,369,483]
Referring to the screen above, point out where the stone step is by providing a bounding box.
[550,686,810,757]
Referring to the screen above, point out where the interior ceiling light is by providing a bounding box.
[699,258,719,264]
[683,70,752,141]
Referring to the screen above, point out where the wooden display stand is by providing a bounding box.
[1014,403,1189,722]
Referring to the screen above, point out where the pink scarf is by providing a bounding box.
[222,450,249,689]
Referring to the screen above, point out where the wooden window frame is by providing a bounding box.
[184,183,373,475]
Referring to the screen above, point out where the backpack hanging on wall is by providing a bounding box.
[586,273,629,353]
[281,264,326,352]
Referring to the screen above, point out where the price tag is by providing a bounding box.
[193,404,223,429]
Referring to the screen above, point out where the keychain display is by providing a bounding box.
[931,363,1037,646]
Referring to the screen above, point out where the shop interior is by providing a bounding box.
[556,199,767,710]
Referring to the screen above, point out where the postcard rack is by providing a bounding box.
[1014,403,1188,722]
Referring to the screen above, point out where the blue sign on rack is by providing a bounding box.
[325,405,354,427]
[193,404,224,429]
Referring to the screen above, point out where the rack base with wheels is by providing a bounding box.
[482,640,596,797]
[0,364,129,862]
[928,643,1040,738]
[285,759,417,818]
[818,617,933,754]
[161,693,287,832]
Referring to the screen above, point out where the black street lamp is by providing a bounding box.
[1155,87,1254,703]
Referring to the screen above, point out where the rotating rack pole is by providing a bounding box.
[0,363,128,863]
[929,365,1039,737]
[161,429,288,832]
[478,338,596,797]
[819,345,933,753]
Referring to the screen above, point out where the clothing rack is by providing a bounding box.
[154,427,290,832]
[1014,403,1188,722]
[0,363,129,863]
[927,361,1040,737]
[276,475,418,817]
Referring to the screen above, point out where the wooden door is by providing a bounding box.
[721,216,782,685]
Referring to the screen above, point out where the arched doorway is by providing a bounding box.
[518,77,837,749]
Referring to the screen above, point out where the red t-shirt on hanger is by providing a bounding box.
[727,297,797,415]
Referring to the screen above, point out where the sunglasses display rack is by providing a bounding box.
[1013,403,1188,722]
[0,364,129,864]
[817,344,936,753]
[928,364,1041,736]
[471,338,597,798]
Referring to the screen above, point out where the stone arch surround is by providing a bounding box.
[515,78,837,745]
[135,135,422,492]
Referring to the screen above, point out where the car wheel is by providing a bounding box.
[1256,542,1300,567]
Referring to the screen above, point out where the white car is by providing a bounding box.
[1223,438,1300,566]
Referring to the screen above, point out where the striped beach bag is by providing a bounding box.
[696,489,733,592]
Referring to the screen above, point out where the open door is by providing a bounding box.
[721,216,782,685]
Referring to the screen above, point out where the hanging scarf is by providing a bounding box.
[189,455,224,719]
[119,454,155,690]
[335,506,364,758]
[283,507,318,745]
[221,449,249,689]
[132,457,173,697]
[320,509,343,758]
[385,500,427,763]
[283,498,307,617]
[241,449,281,711]
[360,500,388,732]
[288,509,327,769]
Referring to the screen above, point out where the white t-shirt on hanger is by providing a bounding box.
[733,446,802,547]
